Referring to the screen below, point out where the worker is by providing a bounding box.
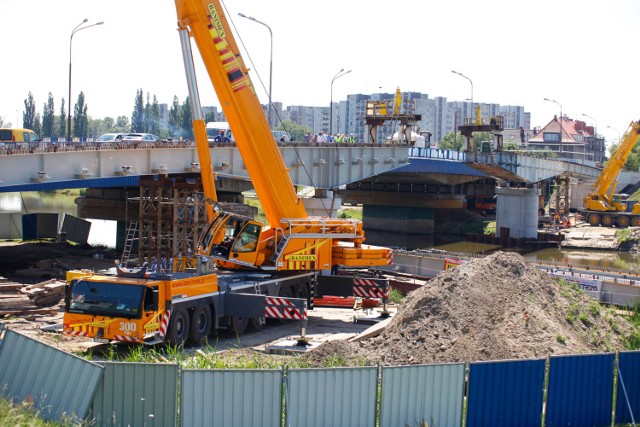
[348,133,355,143]
[304,131,311,143]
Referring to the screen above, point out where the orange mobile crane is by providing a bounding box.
[581,120,640,227]
[62,0,392,346]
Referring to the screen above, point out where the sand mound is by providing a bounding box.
[305,252,634,366]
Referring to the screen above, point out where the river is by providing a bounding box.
[1,192,637,269]
[0,191,117,248]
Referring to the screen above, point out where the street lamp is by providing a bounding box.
[543,98,563,157]
[581,113,597,137]
[68,19,103,142]
[451,70,473,104]
[238,13,273,127]
[607,125,620,144]
[330,68,351,135]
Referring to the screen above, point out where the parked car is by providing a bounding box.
[95,133,125,144]
[122,133,160,143]
[0,128,41,149]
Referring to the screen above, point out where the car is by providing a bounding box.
[122,133,160,143]
[95,133,125,143]
[0,128,41,149]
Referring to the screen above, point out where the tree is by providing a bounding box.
[42,93,55,138]
[33,113,42,136]
[438,131,464,151]
[149,94,161,135]
[57,98,66,138]
[609,139,640,172]
[180,96,193,139]
[23,92,36,129]
[168,95,181,137]
[73,91,89,139]
[132,89,145,132]
[115,116,129,132]
[0,116,10,128]
[275,120,310,142]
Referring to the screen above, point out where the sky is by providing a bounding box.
[1,0,638,147]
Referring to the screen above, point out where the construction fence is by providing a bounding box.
[1,327,640,427]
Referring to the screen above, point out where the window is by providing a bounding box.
[543,132,560,142]
[232,223,260,253]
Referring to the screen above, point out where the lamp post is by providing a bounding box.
[607,125,620,144]
[330,69,351,135]
[238,13,273,127]
[543,98,563,157]
[582,113,598,162]
[68,19,103,142]
[451,70,473,126]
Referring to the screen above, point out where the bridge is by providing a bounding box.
[0,142,602,192]
[0,141,605,245]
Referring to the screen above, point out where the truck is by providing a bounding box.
[63,0,393,346]
[581,120,640,228]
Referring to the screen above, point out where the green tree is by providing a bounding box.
[180,96,193,139]
[33,112,42,136]
[275,120,310,142]
[102,116,115,132]
[438,131,464,151]
[73,91,89,139]
[149,95,161,135]
[132,89,145,132]
[23,92,36,129]
[204,111,216,123]
[169,95,181,137]
[609,139,640,172]
[115,115,129,132]
[42,93,55,138]
[58,98,66,138]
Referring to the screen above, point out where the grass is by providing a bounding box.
[0,394,78,426]
[338,207,362,221]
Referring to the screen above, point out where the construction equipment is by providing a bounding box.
[581,120,640,227]
[62,0,392,346]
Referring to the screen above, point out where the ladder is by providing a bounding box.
[120,221,139,267]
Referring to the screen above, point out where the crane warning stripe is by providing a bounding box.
[159,310,171,338]
[353,278,389,299]
[113,335,141,343]
[265,297,307,320]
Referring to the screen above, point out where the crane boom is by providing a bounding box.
[175,0,306,227]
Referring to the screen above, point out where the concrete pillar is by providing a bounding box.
[302,189,342,218]
[495,187,540,239]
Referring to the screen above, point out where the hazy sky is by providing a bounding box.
[1,0,638,146]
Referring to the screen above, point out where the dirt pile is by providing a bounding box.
[306,251,634,366]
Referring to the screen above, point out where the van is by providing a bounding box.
[0,128,41,148]
[206,121,233,142]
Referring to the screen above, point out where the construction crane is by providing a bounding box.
[582,120,640,227]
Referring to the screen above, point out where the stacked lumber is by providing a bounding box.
[0,276,62,318]
[20,279,66,307]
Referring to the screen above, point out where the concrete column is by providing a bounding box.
[495,187,540,239]
[302,189,342,218]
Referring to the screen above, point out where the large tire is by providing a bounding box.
[189,305,212,344]
[602,214,614,227]
[618,215,631,228]
[230,316,249,334]
[166,307,190,347]
[588,213,601,226]
[632,216,640,227]
[293,283,309,302]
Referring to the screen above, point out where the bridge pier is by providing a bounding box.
[495,186,540,239]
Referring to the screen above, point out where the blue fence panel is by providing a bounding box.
[466,358,545,427]
[546,353,614,427]
[615,351,640,424]
[380,363,465,427]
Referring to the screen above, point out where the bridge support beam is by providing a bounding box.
[495,187,540,239]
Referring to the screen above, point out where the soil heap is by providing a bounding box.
[306,251,634,366]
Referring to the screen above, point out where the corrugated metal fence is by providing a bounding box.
[1,327,640,426]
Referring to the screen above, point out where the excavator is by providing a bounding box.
[582,120,640,227]
[62,0,392,346]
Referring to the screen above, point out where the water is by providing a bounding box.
[0,191,117,248]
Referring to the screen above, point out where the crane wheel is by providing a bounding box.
[588,214,601,226]
[189,305,212,344]
[230,315,249,334]
[167,307,190,347]
[602,215,614,227]
[632,216,640,227]
[617,216,631,228]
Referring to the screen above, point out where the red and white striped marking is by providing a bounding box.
[387,250,394,266]
[265,297,307,320]
[63,328,88,337]
[113,335,141,343]
[353,278,389,299]
[159,310,171,338]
